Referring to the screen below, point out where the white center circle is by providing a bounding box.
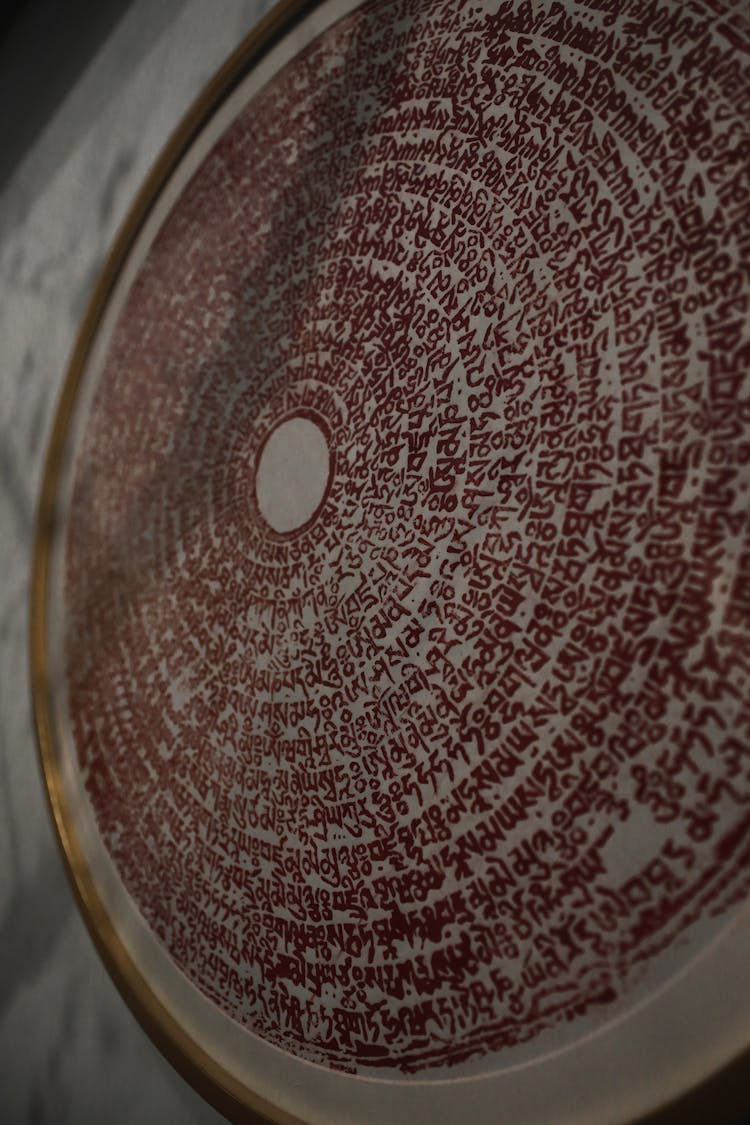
[255,415,330,534]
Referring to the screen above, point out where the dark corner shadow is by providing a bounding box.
[0,0,187,193]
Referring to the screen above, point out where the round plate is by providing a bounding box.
[32,0,750,1122]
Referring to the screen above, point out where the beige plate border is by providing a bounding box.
[28,1,750,1121]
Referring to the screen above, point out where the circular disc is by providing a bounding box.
[32,0,750,1122]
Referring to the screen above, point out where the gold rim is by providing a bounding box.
[28,1,750,1121]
